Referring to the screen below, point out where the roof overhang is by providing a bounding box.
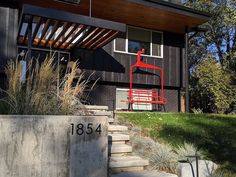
[132,0,211,21]
[17,4,126,50]
[16,0,211,34]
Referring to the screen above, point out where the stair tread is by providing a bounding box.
[108,134,130,141]
[110,155,143,161]
[87,111,112,116]
[109,155,149,168]
[85,105,108,110]
[109,144,132,154]
[109,119,115,123]
[109,125,128,132]
[111,171,178,177]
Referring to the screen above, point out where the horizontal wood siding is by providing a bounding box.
[72,31,184,88]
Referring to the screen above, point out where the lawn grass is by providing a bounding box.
[118,112,236,173]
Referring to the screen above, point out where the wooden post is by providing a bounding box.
[185,27,189,113]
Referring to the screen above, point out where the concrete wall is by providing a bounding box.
[0,115,108,177]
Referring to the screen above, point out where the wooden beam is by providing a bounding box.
[82,28,106,48]
[22,15,33,45]
[32,16,42,43]
[63,24,87,49]
[94,31,119,49]
[56,23,78,48]
[50,22,71,48]
[36,19,51,46]
[23,4,126,32]
[88,29,113,49]
[22,26,29,44]
[68,26,95,49]
[77,27,100,48]
[44,20,60,47]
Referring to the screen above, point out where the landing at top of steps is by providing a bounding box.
[111,171,178,177]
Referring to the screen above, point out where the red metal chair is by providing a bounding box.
[128,49,166,110]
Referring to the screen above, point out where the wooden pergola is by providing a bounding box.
[17,5,126,55]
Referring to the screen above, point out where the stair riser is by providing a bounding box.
[110,162,149,168]
[109,141,126,144]
[110,153,131,157]
[110,167,144,174]
[108,135,130,142]
[108,118,115,123]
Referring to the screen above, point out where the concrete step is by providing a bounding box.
[109,144,132,154]
[108,134,130,143]
[111,171,178,177]
[110,166,145,174]
[108,118,115,123]
[87,111,112,116]
[109,156,149,168]
[85,105,108,111]
[108,125,128,132]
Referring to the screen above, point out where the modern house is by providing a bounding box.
[0,0,211,112]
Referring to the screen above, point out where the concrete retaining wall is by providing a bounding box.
[0,115,108,177]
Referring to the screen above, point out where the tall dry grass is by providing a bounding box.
[0,54,94,115]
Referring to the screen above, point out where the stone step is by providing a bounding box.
[108,125,128,132]
[110,166,145,174]
[87,111,112,116]
[85,105,108,111]
[108,134,130,143]
[109,144,132,154]
[111,171,178,177]
[109,156,149,168]
[108,118,115,123]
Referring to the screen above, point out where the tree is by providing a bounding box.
[186,0,236,74]
[186,0,236,113]
[190,57,235,113]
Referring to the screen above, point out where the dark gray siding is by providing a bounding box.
[89,85,179,112]
[71,31,185,112]
[88,84,116,111]
[0,7,18,71]
[72,31,184,88]
[164,89,179,112]
[0,7,18,89]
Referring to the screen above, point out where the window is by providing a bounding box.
[114,27,163,58]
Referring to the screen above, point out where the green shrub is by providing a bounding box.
[190,57,236,113]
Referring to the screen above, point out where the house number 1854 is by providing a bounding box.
[70,123,102,135]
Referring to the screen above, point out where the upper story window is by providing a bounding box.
[114,26,163,58]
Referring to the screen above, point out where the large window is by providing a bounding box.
[114,27,163,58]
